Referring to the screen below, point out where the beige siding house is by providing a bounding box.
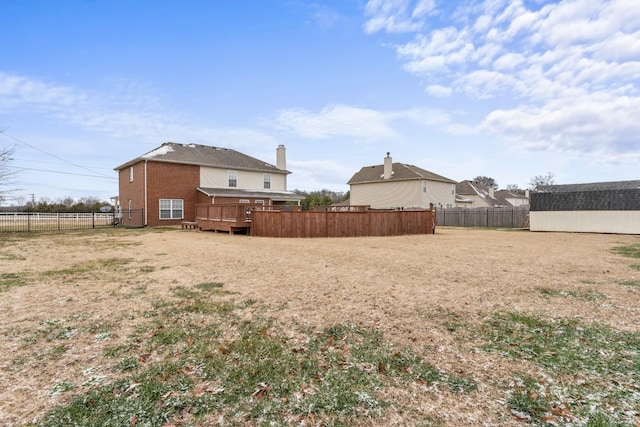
[455,180,502,208]
[347,153,456,209]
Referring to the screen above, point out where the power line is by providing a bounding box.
[0,129,114,179]
[11,166,117,180]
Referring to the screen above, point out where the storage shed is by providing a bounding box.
[530,180,640,234]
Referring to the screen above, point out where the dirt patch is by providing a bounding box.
[1,227,638,425]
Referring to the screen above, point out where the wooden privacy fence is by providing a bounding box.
[436,206,529,228]
[249,208,436,238]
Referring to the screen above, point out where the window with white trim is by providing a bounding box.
[228,170,237,188]
[128,199,132,219]
[129,167,134,182]
[422,181,428,193]
[159,199,183,220]
[239,199,250,204]
[263,173,271,189]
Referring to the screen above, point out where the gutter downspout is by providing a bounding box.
[144,160,148,226]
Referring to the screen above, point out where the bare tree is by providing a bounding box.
[528,172,555,190]
[506,184,521,191]
[473,176,498,190]
[0,144,18,198]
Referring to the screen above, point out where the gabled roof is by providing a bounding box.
[115,142,289,174]
[347,163,456,185]
[495,189,529,206]
[536,180,640,193]
[197,187,303,202]
[495,189,528,198]
[455,180,505,207]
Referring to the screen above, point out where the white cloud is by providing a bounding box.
[273,104,470,140]
[363,0,435,34]
[425,84,452,97]
[0,72,276,151]
[274,104,399,140]
[0,72,86,112]
[368,0,640,157]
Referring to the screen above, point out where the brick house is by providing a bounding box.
[114,143,303,227]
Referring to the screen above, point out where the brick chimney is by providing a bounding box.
[383,152,392,179]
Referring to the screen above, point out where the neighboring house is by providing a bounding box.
[347,153,456,209]
[455,180,504,208]
[454,181,530,208]
[530,180,640,234]
[495,189,530,207]
[114,142,303,227]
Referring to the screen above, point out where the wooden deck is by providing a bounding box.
[195,204,252,234]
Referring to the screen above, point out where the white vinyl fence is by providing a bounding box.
[0,212,118,232]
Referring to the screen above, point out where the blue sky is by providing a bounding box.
[1,0,638,205]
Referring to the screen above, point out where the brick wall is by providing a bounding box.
[146,162,199,226]
[118,161,200,227]
[118,162,146,212]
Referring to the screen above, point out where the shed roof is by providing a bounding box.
[537,180,640,193]
[347,163,456,185]
[531,180,640,211]
[115,142,289,174]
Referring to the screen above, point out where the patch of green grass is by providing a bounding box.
[103,344,130,358]
[536,287,607,301]
[629,264,640,271]
[49,381,76,397]
[169,285,199,299]
[483,312,640,425]
[42,258,133,278]
[619,280,640,288]
[612,243,640,259]
[114,355,139,372]
[195,282,223,291]
[0,251,26,260]
[0,272,30,292]
[33,287,474,426]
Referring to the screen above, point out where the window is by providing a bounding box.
[422,181,428,193]
[159,199,183,220]
[255,200,264,205]
[263,173,271,189]
[128,200,132,219]
[129,167,134,182]
[239,199,250,204]
[451,184,455,195]
[228,170,237,187]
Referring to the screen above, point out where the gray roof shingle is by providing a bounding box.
[197,187,303,202]
[531,180,640,211]
[115,142,289,174]
[347,163,456,185]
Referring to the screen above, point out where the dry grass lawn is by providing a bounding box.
[0,227,639,426]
